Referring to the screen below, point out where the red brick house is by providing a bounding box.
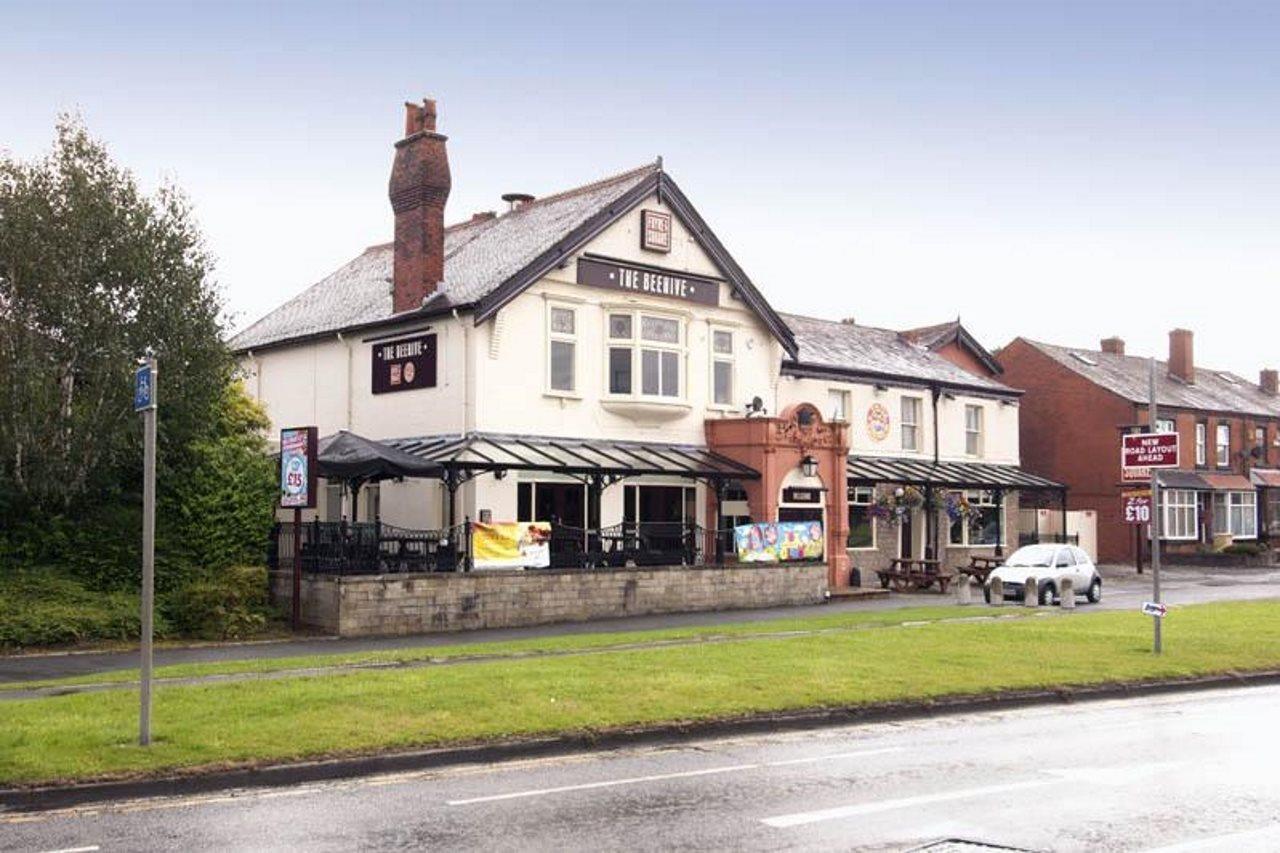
[999,330,1280,563]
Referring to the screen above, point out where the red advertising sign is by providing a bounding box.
[1122,491,1152,525]
[1122,432,1179,469]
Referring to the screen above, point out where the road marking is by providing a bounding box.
[1140,824,1280,852]
[761,779,1052,828]
[38,846,100,853]
[446,763,759,805]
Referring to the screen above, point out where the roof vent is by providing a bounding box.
[501,192,535,212]
[1070,352,1098,366]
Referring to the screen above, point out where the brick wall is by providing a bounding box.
[270,563,828,637]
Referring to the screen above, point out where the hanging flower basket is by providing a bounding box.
[870,486,925,525]
[943,491,984,524]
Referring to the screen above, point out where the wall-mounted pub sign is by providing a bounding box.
[577,256,719,307]
[372,332,437,394]
[640,209,672,253]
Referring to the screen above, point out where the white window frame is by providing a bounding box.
[709,326,735,409]
[846,485,876,550]
[964,404,984,457]
[1155,418,1176,434]
[901,396,922,452]
[1195,423,1207,466]
[602,309,686,403]
[947,490,1001,547]
[1161,489,1198,541]
[1216,423,1231,467]
[827,389,850,422]
[1213,490,1257,540]
[546,303,579,396]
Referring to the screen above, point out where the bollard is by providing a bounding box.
[988,576,1002,607]
[1059,577,1075,610]
[1025,576,1039,607]
[956,575,971,605]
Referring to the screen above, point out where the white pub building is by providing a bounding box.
[234,100,1063,634]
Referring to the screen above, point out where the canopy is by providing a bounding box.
[317,431,444,482]
[846,455,1064,490]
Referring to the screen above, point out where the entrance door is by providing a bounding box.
[533,483,585,567]
[900,513,914,560]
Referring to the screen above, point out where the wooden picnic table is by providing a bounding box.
[876,558,952,593]
[957,554,1003,584]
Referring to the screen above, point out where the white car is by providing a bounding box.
[984,543,1102,605]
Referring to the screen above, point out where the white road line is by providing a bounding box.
[761,779,1053,828]
[1141,824,1280,852]
[446,764,759,805]
[765,747,902,766]
[39,846,101,853]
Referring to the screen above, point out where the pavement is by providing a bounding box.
[2,563,1277,685]
[4,684,1279,851]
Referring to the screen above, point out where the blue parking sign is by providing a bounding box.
[134,363,155,412]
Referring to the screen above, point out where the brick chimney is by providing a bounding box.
[389,99,451,314]
[1262,369,1278,396]
[1168,329,1194,384]
[1100,337,1125,356]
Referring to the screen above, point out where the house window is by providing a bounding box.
[548,305,577,393]
[1255,427,1267,461]
[606,311,683,399]
[711,328,734,406]
[901,397,922,451]
[948,490,1000,546]
[1155,418,1176,434]
[847,486,875,549]
[827,389,849,422]
[1216,423,1231,466]
[1213,490,1257,539]
[1195,423,1207,466]
[965,405,984,457]
[1161,489,1198,541]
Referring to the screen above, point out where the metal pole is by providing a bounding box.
[291,507,302,630]
[140,357,156,746]
[1149,357,1163,654]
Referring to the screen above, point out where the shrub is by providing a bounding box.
[1223,543,1265,557]
[161,565,280,641]
[0,567,170,650]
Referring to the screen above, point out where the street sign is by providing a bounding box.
[1122,492,1152,525]
[133,363,155,411]
[1122,432,1179,469]
[1142,601,1168,618]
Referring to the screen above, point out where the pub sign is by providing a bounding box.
[372,332,437,394]
[279,426,318,509]
[641,209,672,253]
[576,257,719,307]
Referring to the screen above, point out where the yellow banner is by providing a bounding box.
[471,521,551,569]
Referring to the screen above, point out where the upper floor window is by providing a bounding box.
[827,389,849,422]
[1196,423,1207,466]
[901,397,922,451]
[965,404,984,456]
[1255,426,1266,459]
[547,305,577,394]
[606,311,683,400]
[1216,423,1231,466]
[710,328,734,406]
[1155,418,1176,434]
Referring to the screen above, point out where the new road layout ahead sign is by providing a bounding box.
[1122,432,1179,470]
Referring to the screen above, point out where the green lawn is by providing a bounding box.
[2,600,1278,787]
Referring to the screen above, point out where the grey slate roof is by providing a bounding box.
[780,313,1017,394]
[230,163,660,351]
[1022,339,1280,418]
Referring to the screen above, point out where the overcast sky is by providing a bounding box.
[5,0,1279,377]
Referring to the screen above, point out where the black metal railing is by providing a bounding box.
[270,520,465,576]
[1017,532,1080,547]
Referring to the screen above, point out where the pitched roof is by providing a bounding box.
[1020,339,1280,418]
[901,319,1004,375]
[780,313,1017,395]
[231,163,660,351]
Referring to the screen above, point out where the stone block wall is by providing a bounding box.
[270,562,827,637]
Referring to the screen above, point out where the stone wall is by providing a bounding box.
[270,563,828,637]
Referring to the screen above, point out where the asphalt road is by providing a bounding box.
[5,685,1280,852]
[2,564,1277,685]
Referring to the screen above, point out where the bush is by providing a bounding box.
[0,567,169,650]
[161,565,280,641]
[1223,543,1266,557]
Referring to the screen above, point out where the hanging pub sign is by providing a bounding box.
[576,256,719,307]
[279,426,318,509]
[640,209,672,253]
[372,332,437,394]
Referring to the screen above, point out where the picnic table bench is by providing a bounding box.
[875,558,953,593]
[956,554,1003,585]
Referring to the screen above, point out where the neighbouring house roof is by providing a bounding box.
[780,314,1018,396]
[845,456,1064,490]
[1250,468,1280,488]
[1201,472,1255,491]
[1019,339,1280,418]
[901,319,1004,376]
[1157,470,1211,490]
[230,162,797,357]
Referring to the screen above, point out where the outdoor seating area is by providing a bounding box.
[874,558,954,593]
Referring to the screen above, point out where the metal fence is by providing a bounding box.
[1016,532,1080,548]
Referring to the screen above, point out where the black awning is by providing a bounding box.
[388,432,760,480]
[846,455,1064,490]
[317,431,444,482]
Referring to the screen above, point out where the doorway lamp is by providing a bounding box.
[800,455,819,478]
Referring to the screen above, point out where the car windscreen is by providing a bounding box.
[1004,546,1056,567]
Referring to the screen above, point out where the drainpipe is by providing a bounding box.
[930,384,941,465]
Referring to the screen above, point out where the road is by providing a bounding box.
[3,564,1276,685]
[5,685,1280,852]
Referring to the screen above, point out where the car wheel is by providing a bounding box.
[1087,577,1102,604]
[1039,582,1056,606]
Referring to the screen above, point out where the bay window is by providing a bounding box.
[948,490,1001,546]
[1213,490,1257,539]
[1161,489,1198,541]
[711,328,734,406]
[847,486,875,549]
[547,305,577,393]
[606,311,684,400]
[901,396,921,451]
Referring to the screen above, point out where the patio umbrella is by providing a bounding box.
[316,430,443,483]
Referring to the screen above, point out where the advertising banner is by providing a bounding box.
[471,522,552,569]
[279,426,318,509]
[734,521,824,563]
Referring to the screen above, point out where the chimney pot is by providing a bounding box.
[501,192,535,212]
[1100,336,1125,356]
[1262,369,1278,396]
[389,97,451,314]
[1168,328,1195,384]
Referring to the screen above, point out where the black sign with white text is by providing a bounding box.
[372,332,438,394]
[576,257,719,307]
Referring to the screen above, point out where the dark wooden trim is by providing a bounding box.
[232,304,468,356]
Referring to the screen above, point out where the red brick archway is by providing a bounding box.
[706,403,851,589]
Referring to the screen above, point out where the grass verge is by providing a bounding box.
[1,600,1278,787]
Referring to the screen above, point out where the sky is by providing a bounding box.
[4,0,1279,377]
